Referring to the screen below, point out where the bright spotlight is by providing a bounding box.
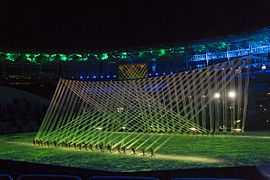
[233,128,241,132]
[214,92,221,99]
[228,91,236,98]
[262,65,266,70]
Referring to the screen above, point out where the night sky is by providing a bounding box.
[1,0,270,51]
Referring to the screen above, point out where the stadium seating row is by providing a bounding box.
[0,98,48,134]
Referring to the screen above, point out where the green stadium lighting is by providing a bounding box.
[6,53,16,61]
[158,49,166,56]
[25,53,36,62]
[101,53,109,60]
[120,52,128,59]
[59,54,68,61]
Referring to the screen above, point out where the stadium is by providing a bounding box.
[0,1,270,179]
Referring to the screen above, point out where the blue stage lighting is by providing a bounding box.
[170,72,173,75]
[113,75,117,78]
[149,73,152,76]
[155,73,159,76]
[101,75,104,78]
[93,75,96,79]
[107,75,110,78]
[86,76,89,79]
[163,72,166,75]
[79,75,83,79]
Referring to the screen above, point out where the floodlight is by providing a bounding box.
[228,91,236,98]
[214,92,220,99]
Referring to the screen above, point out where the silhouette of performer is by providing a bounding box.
[78,143,82,150]
[131,147,136,155]
[107,144,112,152]
[117,145,121,154]
[100,143,104,151]
[121,146,126,154]
[142,148,146,156]
[53,140,57,147]
[150,148,155,157]
[95,144,99,150]
[88,144,93,150]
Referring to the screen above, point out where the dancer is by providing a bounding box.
[142,148,146,156]
[131,147,136,155]
[149,148,155,157]
[121,146,126,154]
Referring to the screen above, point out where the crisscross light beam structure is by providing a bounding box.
[119,63,148,79]
[35,57,250,153]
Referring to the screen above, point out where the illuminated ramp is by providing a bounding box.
[35,57,250,152]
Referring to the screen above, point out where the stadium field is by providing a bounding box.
[0,132,269,172]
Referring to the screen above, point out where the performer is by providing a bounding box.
[78,143,82,150]
[53,140,57,147]
[107,144,112,152]
[100,143,104,151]
[121,146,126,154]
[88,144,93,150]
[131,147,136,155]
[142,148,146,156]
[95,144,99,150]
[150,148,155,157]
[117,145,121,154]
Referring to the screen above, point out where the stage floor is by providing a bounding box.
[0,132,269,172]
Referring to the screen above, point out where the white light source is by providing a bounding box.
[189,127,196,131]
[262,65,266,70]
[228,91,236,98]
[233,128,241,132]
[236,120,241,123]
[214,92,220,99]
